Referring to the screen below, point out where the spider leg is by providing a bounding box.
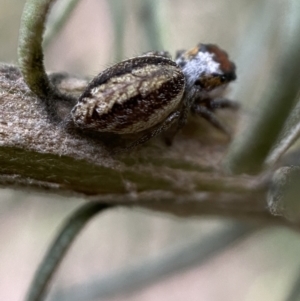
[115,111,181,153]
[163,102,190,146]
[192,103,231,136]
[208,98,239,110]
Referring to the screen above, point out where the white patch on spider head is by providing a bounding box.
[176,51,221,88]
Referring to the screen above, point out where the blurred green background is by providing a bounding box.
[1,1,300,301]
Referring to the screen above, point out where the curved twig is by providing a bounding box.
[266,98,300,166]
[18,0,74,104]
[25,202,113,301]
[50,223,256,301]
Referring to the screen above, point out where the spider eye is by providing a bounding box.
[220,75,227,82]
[194,74,224,91]
[211,73,226,83]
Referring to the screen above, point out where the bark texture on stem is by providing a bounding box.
[0,64,277,221]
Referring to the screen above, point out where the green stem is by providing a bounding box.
[266,97,300,166]
[50,223,255,301]
[224,1,300,174]
[25,202,112,301]
[18,0,64,99]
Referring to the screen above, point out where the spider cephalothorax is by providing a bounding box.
[174,43,237,136]
[176,43,236,90]
[72,43,237,150]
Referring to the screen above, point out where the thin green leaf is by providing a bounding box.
[25,202,112,301]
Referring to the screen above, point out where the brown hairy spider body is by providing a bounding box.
[72,43,237,149]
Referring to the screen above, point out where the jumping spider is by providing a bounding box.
[72,43,237,150]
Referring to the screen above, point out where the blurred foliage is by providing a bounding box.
[2,1,300,301]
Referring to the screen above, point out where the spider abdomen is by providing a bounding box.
[72,56,185,134]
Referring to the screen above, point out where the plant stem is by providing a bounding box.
[224,2,300,174]
[25,202,112,301]
[18,0,71,101]
[50,222,256,301]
